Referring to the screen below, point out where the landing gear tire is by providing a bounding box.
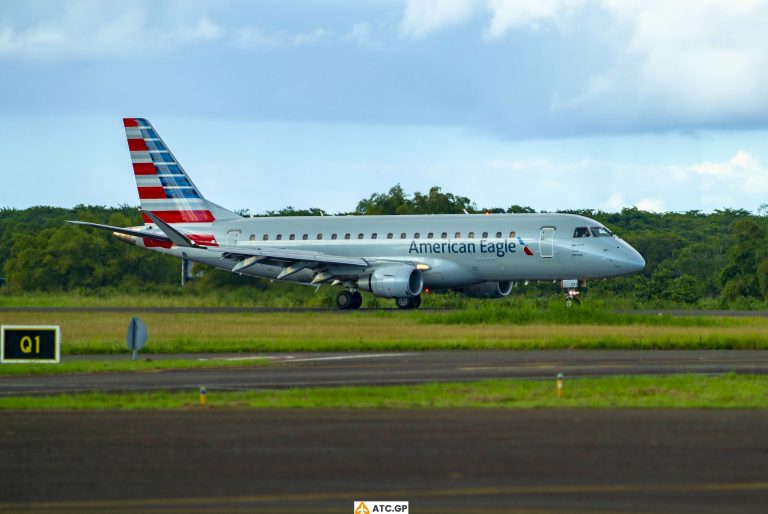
[565,296,580,308]
[395,295,421,309]
[336,291,353,310]
[350,291,363,310]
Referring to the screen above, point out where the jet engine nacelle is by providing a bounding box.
[459,281,514,298]
[359,266,423,298]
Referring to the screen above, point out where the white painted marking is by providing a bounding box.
[197,356,284,362]
[197,353,413,363]
[288,353,415,363]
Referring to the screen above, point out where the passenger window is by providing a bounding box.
[358,233,364,239]
[574,227,590,238]
[387,233,393,239]
[468,232,475,239]
[249,234,256,241]
[302,234,308,240]
[427,232,434,239]
[263,235,269,241]
[509,231,516,238]
[317,234,323,240]
[289,234,295,240]
[401,233,407,239]
[455,232,461,238]
[496,231,502,238]
[371,233,378,239]
[482,231,488,238]
[414,232,420,239]
[441,232,447,239]
[331,234,337,240]
[276,234,282,240]
[344,233,351,240]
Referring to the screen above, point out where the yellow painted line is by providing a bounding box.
[3,482,768,511]
[0,499,651,514]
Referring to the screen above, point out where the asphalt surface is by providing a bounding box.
[1,409,767,513]
[2,350,768,396]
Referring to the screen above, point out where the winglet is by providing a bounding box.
[141,210,200,248]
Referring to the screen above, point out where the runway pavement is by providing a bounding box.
[1,409,767,513]
[2,350,768,396]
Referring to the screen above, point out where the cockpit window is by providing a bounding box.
[573,227,590,238]
[590,226,613,237]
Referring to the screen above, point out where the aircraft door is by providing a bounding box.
[539,227,555,258]
[226,230,241,246]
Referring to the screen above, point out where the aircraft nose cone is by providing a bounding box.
[627,247,645,273]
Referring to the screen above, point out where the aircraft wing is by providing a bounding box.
[221,245,428,283]
[221,245,368,271]
[67,221,171,243]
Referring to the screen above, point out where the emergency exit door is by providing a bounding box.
[226,230,241,246]
[539,227,555,258]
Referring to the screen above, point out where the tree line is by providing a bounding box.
[2,185,767,306]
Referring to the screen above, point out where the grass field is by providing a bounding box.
[0,306,768,355]
[0,357,268,376]
[1,374,766,409]
[2,308,768,355]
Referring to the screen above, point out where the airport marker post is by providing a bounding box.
[126,317,148,360]
[556,373,564,399]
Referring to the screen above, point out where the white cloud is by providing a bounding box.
[560,0,768,127]
[485,0,584,38]
[292,28,328,46]
[0,5,224,58]
[474,148,768,213]
[603,192,626,211]
[635,198,664,212]
[395,0,768,134]
[231,26,329,49]
[230,27,282,49]
[400,0,478,39]
[176,17,223,42]
[685,150,768,195]
[344,23,379,47]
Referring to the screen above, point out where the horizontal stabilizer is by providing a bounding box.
[67,221,170,242]
[141,210,200,248]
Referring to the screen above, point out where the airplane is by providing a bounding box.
[69,118,645,310]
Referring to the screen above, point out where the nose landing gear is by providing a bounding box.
[560,279,584,307]
[564,289,580,307]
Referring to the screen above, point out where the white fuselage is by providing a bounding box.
[138,212,645,288]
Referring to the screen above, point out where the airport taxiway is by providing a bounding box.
[1,350,767,395]
[2,409,767,513]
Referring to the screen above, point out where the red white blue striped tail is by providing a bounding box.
[123,118,239,224]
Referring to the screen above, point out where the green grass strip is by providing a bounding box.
[0,358,268,376]
[2,374,767,409]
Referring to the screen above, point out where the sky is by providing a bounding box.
[2,0,768,214]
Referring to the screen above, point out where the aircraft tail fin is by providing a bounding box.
[123,118,241,224]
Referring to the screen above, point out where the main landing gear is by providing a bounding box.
[336,290,363,310]
[395,295,422,309]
